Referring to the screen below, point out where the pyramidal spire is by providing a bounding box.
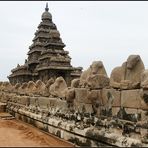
[45,2,49,12]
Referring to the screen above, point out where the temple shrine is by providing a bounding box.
[8,3,82,86]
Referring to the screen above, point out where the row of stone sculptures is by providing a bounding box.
[1,54,147,147]
[1,55,148,100]
[80,54,146,90]
[0,77,67,98]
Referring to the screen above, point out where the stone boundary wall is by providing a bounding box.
[0,90,147,147]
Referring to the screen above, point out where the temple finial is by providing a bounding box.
[45,3,49,11]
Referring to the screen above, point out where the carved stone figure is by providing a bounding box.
[43,78,54,96]
[14,83,21,90]
[35,80,46,95]
[49,76,67,98]
[79,61,109,88]
[18,82,28,95]
[1,82,13,92]
[141,69,148,89]
[26,81,37,95]
[65,79,80,109]
[110,55,145,89]
[65,88,75,108]
[87,74,109,89]
[71,78,80,88]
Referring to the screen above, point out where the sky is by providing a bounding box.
[0,1,148,81]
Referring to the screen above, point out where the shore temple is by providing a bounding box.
[8,3,82,86]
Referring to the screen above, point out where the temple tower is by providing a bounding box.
[8,3,82,86]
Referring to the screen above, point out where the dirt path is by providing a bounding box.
[0,119,74,147]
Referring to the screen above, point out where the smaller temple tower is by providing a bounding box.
[8,3,82,86]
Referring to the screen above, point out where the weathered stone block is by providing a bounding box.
[34,120,44,130]
[17,96,30,106]
[112,107,120,116]
[125,108,139,114]
[12,95,18,103]
[87,74,110,89]
[47,97,68,113]
[74,101,93,113]
[87,90,102,103]
[141,128,148,137]
[140,99,148,110]
[75,88,101,104]
[38,97,50,109]
[0,102,6,112]
[121,89,141,109]
[75,88,90,103]
[29,97,37,106]
[0,93,8,103]
[101,88,121,107]
[140,109,148,121]
[139,89,148,110]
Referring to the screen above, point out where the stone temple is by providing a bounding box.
[0,3,147,147]
[8,3,82,86]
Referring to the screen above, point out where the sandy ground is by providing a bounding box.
[0,118,74,147]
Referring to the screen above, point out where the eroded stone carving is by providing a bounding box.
[110,55,145,89]
[65,79,81,110]
[71,78,80,88]
[14,83,21,89]
[0,82,13,92]
[35,80,46,96]
[18,82,28,95]
[49,76,67,98]
[79,61,109,89]
[26,81,37,95]
[43,78,55,96]
[141,69,148,89]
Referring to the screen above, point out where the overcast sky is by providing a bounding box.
[0,1,148,81]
